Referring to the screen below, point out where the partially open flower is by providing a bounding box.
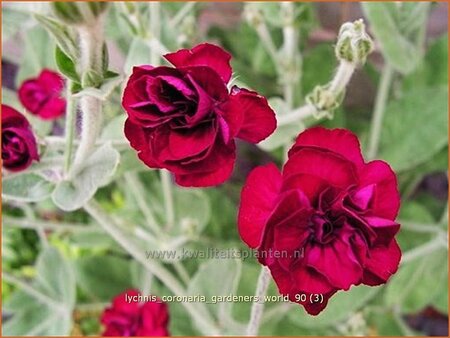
[122,43,276,187]
[2,105,39,172]
[101,289,169,336]
[18,69,66,120]
[238,127,401,315]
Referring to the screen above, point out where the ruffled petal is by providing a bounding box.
[238,163,282,248]
[282,148,357,204]
[362,216,400,246]
[362,239,401,286]
[164,43,232,83]
[38,97,66,119]
[359,160,400,220]
[289,127,364,166]
[124,118,161,168]
[173,140,236,187]
[165,124,216,161]
[38,69,64,93]
[306,237,363,291]
[227,87,276,143]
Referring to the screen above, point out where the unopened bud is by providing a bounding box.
[335,19,373,65]
[306,84,345,119]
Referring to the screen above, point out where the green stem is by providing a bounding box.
[84,200,219,335]
[171,2,196,26]
[402,236,446,264]
[246,266,271,336]
[400,220,445,234]
[160,169,175,230]
[124,172,162,236]
[63,80,77,175]
[71,20,105,175]
[3,216,95,232]
[173,261,190,286]
[367,64,394,160]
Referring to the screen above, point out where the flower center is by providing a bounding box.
[311,213,336,244]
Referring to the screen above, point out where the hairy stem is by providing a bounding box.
[246,266,271,336]
[63,80,77,175]
[3,216,95,232]
[124,172,161,236]
[160,169,175,230]
[71,20,105,175]
[329,60,355,94]
[367,64,394,160]
[402,235,447,264]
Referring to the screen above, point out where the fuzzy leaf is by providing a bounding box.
[362,2,428,74]
[52,143,120,211]
[2,173,54,203]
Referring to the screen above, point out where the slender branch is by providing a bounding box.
[173,261,190,286]
[63,79,77,175]
[124,172,162,236]
[3,216,95,232]
[329,60,355,94]
[367,64,394,160]
[170,2,196,27]
[400,220,445,234]
[160,169,175,230]
[84,200,219,335]
[246,266,271,336]
[71,19,105,175]
[402,236,447,264]
[278,104,316,125]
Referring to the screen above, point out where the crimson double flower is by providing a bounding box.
[238,127,401,315]
[2,105,39,172]
[18,69,66,120]
[101,290,169,336]
[122,43,276,187]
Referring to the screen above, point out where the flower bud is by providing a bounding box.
[306,84,344,119]
[335,19,374,65]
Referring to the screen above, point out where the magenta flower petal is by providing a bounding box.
[238,163,282,249]
[164,43,232,83]
[289,127,365,166]
[2,105,39,172]
[18,69,65,120]
[362,239,401,286]
[229,87,277,143]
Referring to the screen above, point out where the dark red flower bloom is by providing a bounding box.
[2,105,39,171]
[238,127,401,315]
[18,69,66,119]
[122,43,276,187]
[101,289,169,336]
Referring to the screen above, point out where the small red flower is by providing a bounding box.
[18,69,66,119]
[2,105,39,171]
[122,43,276,187]
[101,289,169,336]
[238,127,401,315]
